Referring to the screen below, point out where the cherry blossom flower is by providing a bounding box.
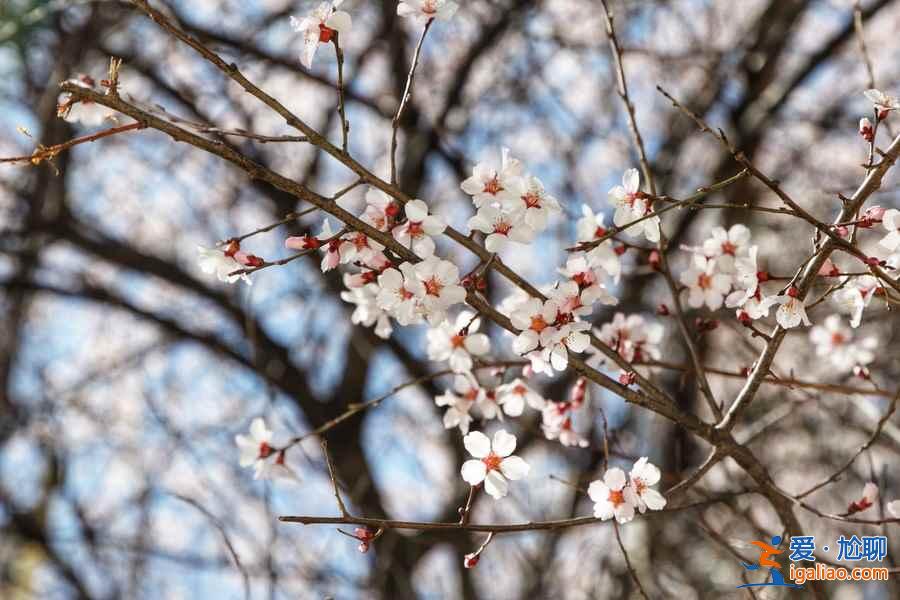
[337,230,385,265]
[496,378,546,415]
[588,468,638,524]
[628,457,666,513]
[680,256,732,310]
[197,246,251,285]
[879,208,900,251]
[576,205,621,280]
[475,387,518,421]
[847,481,879,514]
[832,276,879,328]
[376,262,424,326]
[460,148,523,207]
[724,246,761,308]
[542,410,590,448]
[235,418,287,479]
[505,175,560,231]
[467,205,535,252]
[773,288,811,329]
[596,313,663,364]
[539,320,591,372]
[341,284,393,339]
[342,252,392,288]
[557,257,618,309]
[57,76,113,126]
[608,168,660,242]
[397,0,459,23]
[460,430,530,499]
[413,257,467,324]
[510,298,560,355]
[288,219,344,271]
[702,224,751,273]
[392,199,446,257]
[426,311,490,373]
[864,89,900,118]
[435,377,480,434]
[290,1,352,69]
[363,188,401,232]
[809,314,876,371]
[859,118,874,142]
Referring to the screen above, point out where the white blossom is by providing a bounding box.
[413,257,467,324]
[505,175,560,231]
[460,148,523,207]
[680,255,732,310]
[774,291,811,329]
[197,246,251,286]
[702,224,751,273]
[397,0,459,23]
[596,313,663,363]
[426,311,490,373]
[341,284,393,339]
[467,205,535,252]
[376,262,424,326]
[809,315,876,372]
[460,430,530,499]
[235,418,280,480]
[629,457,666,513]
[608,168,660,242]
[588,468,638,524]
[496,378,546,415]
[879,209,900,251]
[864,89,900,116]
[392,199,446,257]
[290,1,352,69]
[575,205,621,280]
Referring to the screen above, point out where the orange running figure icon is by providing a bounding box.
[748,539,783,569]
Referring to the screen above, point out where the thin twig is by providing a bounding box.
[321,440,349,517]
[390,20,432,185]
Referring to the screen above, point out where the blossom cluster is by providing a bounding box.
[588,457,666,524]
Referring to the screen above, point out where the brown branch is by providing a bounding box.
[390,20,432,185]
[0,121,145,165]
[321,440,349,517]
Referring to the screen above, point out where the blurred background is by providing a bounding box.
[1,0,899,598]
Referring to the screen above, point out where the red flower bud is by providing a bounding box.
[618,371,637,385]
[648,249,661,271]
[787,286,799,298]
[614,245,627,256]
[656,303,670,316]
[464,553,479,569]
[756,270,770,282]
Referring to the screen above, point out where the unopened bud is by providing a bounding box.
[656,303,670,316]
[648,249,661,271]
[464,553,479,569]
[859,117,874,142]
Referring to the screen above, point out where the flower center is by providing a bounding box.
[482,452,502,471]
[483,176,502,195]
[318,23,335,43]
[352,233,369,250]
[632,477,646,495]
[594,226,607,238]
[522,192,541,208]
[451,334,466,348]
[424,276,443,296]
[422,0,438,14]
[831,332,846,346]
[572,271,594,288]
[513,384,527,396]
[407,221,424,237]
[697,273,712,289]
[721,241,737,256]
[400,286,415,300]
[608,489,625,506]
[530,315,548,332]
[258,442,273,459]
[493,220,512,235]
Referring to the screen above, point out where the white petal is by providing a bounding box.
[463,430,491,458]
[249,417,270,442]
[492,429,517,457]
[604,467,627,490]
[326,11,352,33]
[461,459,487,485]
[587,480,608,502]
[464,333,490,356]
[642,488,667,510]
[483,470,509,499]
[623,168,640,194]
[499,456,529,480]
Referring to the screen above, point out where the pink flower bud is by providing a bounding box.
[859,117,874,142]
[464,553,479,569]
[618,371,636,385]
[569,378,587,407]
[656,303,670,316]
[835,225,849,238]
[648,249,661,271]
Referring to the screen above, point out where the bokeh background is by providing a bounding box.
[1,0,900,598]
